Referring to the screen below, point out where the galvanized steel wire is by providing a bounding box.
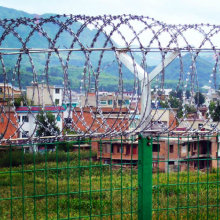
[0,15,220,143]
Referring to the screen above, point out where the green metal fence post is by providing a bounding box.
[138,135,152,220]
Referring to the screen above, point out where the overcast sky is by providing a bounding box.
[0,0,220,25]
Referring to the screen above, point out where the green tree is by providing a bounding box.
[186,90,191,99]
[194,92,205,106]
[36,111,60,137]
[209,101,220,122]
[169,89,183,99]
[185,105,196,114]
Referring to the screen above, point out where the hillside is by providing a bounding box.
[0,6,218,92]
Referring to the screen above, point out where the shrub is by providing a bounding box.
[0,149,97,168]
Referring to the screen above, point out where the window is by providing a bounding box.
[55,88,60,94]
[118,100,123,105]
[57,115,61,121]
[126,145,130,155]
[125,100,130,105]
[169,144,174,153]
[22,131,29,138]
[111,145,114,153]
[55,99,59,105]
[108,100,112,105]
[198,123,203,129]
[0,117,3,123]
[153,144,160,152]
[117,146,123,153]
[18,116,20,122]
[194,143,197,150]
[153,162,158,168]
[64,118,72,124]
[22,116,29,122]
[132,146,137,154]
[117,146,120,153]
[100,100,107,105]
[0,88,2,93]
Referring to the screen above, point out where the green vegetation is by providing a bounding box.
[0,149,137,219]
[0,6,219,92]
[194,91,205,106]
[36,112,60,137]
[209,101,220,122]
[152,171,220,219]
[0,148,219,219]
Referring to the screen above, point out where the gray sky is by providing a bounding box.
[0,0,220,24]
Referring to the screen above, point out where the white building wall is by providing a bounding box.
[18,113,36,138]
[18,112,63,138]
[53,87,63,105]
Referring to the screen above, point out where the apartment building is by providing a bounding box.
[80,92,131,108]
[96,135,220,172]
[26,83,63,106]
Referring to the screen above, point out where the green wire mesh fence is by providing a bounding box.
[0,135,219,219]
[151,135,220,220]
[0,138,138,219]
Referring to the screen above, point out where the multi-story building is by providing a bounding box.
[96,135,220,172]
[26,83,63,106]
[80,92,131,108]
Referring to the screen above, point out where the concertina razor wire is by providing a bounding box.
[0,14,220,144]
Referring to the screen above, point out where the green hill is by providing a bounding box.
[0,6,218,92]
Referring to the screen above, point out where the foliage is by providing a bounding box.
[14,96,32,107]
[194,91,205,106]
[0,148,97,168]
[0,153,219,219]
[36,111,60,137]
[209,101,220,121]
[160,96,183,118]
[185,90,191,99]
[169,89,183,99]
[160,94,197,119]
[185,104,196,114]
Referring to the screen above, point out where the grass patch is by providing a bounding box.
[0,150,219,219]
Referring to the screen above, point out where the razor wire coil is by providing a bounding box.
[0,15,220,143]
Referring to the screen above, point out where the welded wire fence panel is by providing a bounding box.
[152,135,220,219]
[0,138,138,219]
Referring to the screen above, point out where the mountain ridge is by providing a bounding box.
[0,6,218,91]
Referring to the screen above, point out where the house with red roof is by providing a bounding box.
[0,106,18,140]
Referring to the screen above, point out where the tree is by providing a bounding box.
[169,89,183,99]
[194,92,205,106]
[36,111,60,137]
[14,96,32,107]
[209,101,220,122]
[186,90,191,99]
[160,97,183,118]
